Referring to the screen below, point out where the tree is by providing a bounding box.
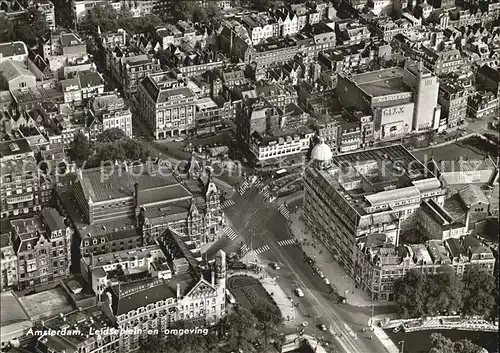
[463,266,496,317]
[96,127,128,142]
[165,0,203,22]
[394,269,427,318]
[250,0,281,12]
[96,142,126,162]
[68,132,93,167]
[80,4,119,35]
[426,129,436,145]
[428,333,483,353]
[429,333,455,353]
[252,299,282,347]
[425,267,463,316]
[226,307,257,349]
[0,16,15,42]
[14,9,49,47]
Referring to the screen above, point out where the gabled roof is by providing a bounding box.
[458,184,489,207]
[0,60,35,82]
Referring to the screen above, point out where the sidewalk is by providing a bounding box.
[287,210,383,307]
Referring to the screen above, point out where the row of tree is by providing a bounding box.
[0,9,49,47]
[68,129,154,168]
[429,333,483,353]
[79,2,224,38]
[141,299,283,353]
[79,5,163,37]
[394,266,497,319]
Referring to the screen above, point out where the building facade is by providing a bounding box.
[0,139,41,219]
[303,143,444,276]
[10,208,71,290]
[138,73,197,139]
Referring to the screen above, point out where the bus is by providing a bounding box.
[275,168,287,178]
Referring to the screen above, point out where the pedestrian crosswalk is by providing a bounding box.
[278,238,298,247]
[278,204,291,219]
[221,199,235,209]
[253,245,270,254]
[222,226,239,241]
[240,243,250,255]
[260,187,270,199]
[238,180,251,195]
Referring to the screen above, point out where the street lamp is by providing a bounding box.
[312,315,321,337]
[398,340,405,353]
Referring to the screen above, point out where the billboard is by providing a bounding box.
[379,102,414,135]
[372,92,412,104]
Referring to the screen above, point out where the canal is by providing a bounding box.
[385,330,498,353]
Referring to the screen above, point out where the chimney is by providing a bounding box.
[134,183,139,208]
[211,271,215,286]
[176,283,181,298]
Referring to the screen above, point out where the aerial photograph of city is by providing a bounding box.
[0,0,498,353]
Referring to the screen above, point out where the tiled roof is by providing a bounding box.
[41,208,66,231]
[78,71,104,87]
[458,184,489,206]
[0,60,34,82]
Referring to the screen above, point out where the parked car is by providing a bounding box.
[324,278,331,285]
[317,271,325,278]
[294,288,304,297]
[319,324,327,331]
[301,321,308,327]
[271,262,280,270]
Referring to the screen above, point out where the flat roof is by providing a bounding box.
[0,291,29,327]
[311,144,434,216]
[0,138,32,157]
[351,68,410,98]
[18,287,73,320]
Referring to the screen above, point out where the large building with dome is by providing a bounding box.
[303,142,448,298]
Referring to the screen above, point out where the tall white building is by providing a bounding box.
[303,142,444,275]
[402,59,441,132]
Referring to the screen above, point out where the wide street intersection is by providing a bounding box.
[213,184,392,353]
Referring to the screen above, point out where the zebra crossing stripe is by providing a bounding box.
[278,239,297,246]
[254,245,270,254]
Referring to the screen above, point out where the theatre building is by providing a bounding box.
[337,59,440,141]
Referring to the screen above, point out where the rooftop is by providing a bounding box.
[11,85,62,104]
[349,67,410,98]
[85,245,164,268]
[0,138,32,158]
[0,60,34,82]
[309,144,435,216]
[18,287,73,321]
[0,291,30,327]
[78,164,182,203]
[0,41,27,58]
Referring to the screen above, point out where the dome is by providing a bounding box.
[311,139,333,162]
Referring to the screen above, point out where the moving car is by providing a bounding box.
[319,324,327,331]
[294,288,304,297]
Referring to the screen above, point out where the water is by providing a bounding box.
[385,329,498,353]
